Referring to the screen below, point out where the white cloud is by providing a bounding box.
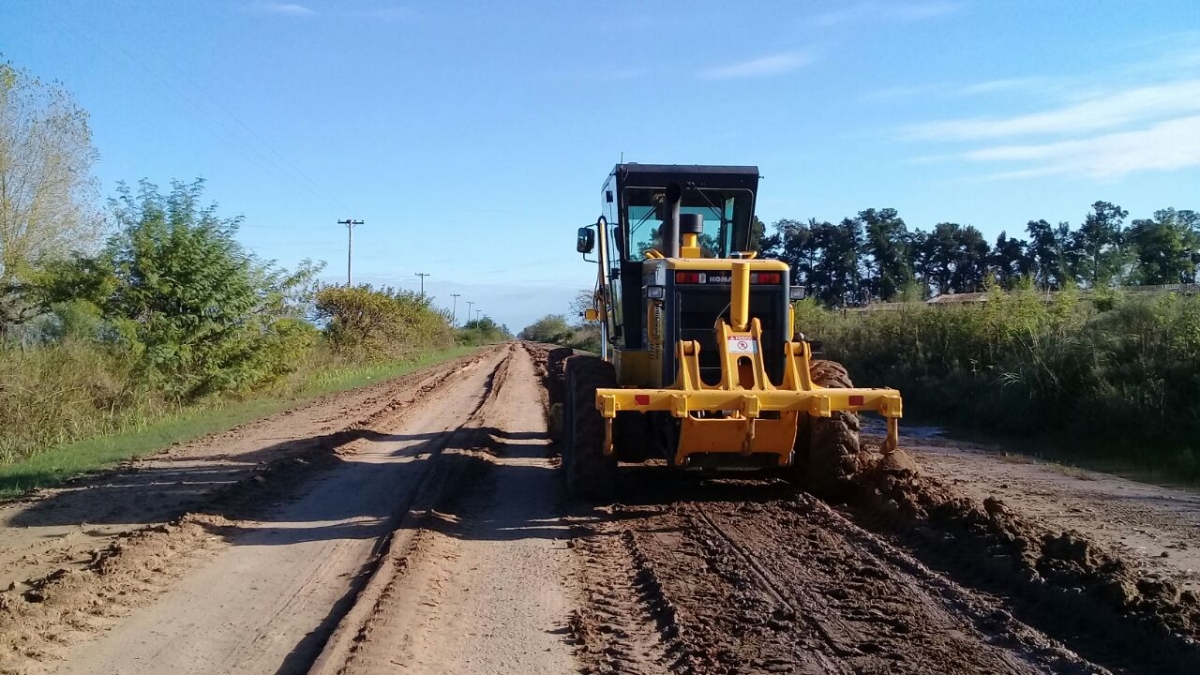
[861,83,948,101]
[906,79,1200,140]
[345,7,414,21]
[259,3,315,16]
[956,77,1053,96]
[813,1,961,27]
[250,3,414,20]
[700,52,812,80]
[962,115,1200,180]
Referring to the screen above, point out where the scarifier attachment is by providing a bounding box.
[595,260,902,467]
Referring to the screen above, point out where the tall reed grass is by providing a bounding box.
[799,287,1200,478]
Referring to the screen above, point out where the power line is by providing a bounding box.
[339,219,364,285]
[46,5,349,214]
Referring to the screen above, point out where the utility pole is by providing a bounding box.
[450,293,461,325]
[466,301,475,324]
[415,272,430,296]
[338,219,364,285]
[475,309,482,322]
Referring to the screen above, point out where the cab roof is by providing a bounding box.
[612,163,760,190]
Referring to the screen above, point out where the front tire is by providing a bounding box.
[794,360,861,499]
[563,356,617,501]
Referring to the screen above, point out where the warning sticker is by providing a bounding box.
[727,337,758,354]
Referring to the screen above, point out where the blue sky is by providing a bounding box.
[3,1,1198,330]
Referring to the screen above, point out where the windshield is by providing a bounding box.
[623,187,754,260]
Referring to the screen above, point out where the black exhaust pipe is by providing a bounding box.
[662,183,682,258]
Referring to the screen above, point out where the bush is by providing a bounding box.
[313,284,454,360]
[457,317,511,346]
[518,313,600,352]
[0,340,151,463]
[37,179,323,399]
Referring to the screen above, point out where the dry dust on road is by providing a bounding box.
[1,342,1199,675]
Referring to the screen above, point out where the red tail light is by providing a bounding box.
[750,272,781,284]
[675,271,703,283]
[848,395,865,406]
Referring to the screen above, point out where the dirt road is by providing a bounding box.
[1,343,1199,674]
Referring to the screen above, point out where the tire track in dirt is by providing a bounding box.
[0,346,506,675]
[570,476,1098,675]
[312,343,579,675]
[568,525,689,675]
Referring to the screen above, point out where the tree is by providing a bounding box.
[828,218,866,305]
[1126,208,1200,285]
[920,223,990,295]
[858,208,911,302]
[519,314,575,344]
[762,218,820,295]
[1072,201,1129,287]
[40,179,322,399]
[951,225,990,293]
[570,288,596,322]
[0,60,101,329]
[989,231,1031,289]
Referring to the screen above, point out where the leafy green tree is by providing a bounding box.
[457,316,511,345]
[1072,201,1129,287]
[919,223,990,294]
[749,215,767,252]
[812,219,864,306]
[858,208,911,302]
[989,231,1031,289]
[952,225,990,293]
[762,218,820,296]
[0,60,101,330]
[518,314,575,344]
[1126,208,1200,285]
[39,179,321,398]
[1026,220,1057,290]
[922,223,956,295]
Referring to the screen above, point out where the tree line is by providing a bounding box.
[761,204,1200,307]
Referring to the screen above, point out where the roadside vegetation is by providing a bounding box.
[762,202,1200,479]
[519,291,601,351]
[797,287,1200,480]
[457,316,512,346]
[0,58,473,485]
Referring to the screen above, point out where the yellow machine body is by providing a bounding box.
[595,259,902,468]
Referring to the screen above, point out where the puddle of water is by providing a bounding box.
[860,415,945,440]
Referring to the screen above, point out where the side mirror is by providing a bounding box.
[576,227,595,254]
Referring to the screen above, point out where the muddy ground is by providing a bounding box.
[0,342,1197,674]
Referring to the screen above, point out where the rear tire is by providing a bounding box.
[794,359,861,499]
[563,356,617,501]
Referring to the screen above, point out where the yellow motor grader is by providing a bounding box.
[564,164,902,499]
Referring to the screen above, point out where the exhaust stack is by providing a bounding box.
[662,183,682,258]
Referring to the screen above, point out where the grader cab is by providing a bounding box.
[564,164,902,499]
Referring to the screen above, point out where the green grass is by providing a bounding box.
[0,346,479,498]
